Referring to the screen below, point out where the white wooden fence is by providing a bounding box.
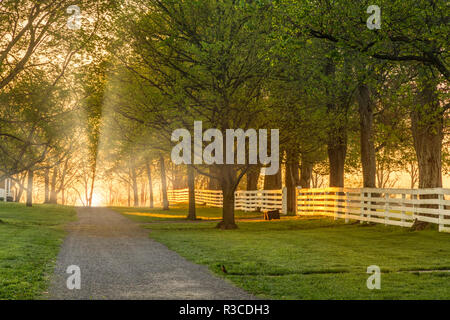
[167,188,190,203]
[235,189,286,212]
[168,188,287,213]
[296,187,450,233]
[195,189,223,207]
[167,187,450,233]
[0,188,13,201]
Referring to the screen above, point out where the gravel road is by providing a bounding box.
[48,207,253,300]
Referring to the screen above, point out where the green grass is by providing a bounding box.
[112,203,263,223]
[126,207,450,299]
[0,202,76,300]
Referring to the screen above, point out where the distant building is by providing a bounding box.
[0,178,13,202]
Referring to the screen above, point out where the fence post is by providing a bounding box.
[282,187,287,215]
[367,191,372,223]
[412,191,417,220]
[384,192,389,226]
[439,191,444,232]
[5,178,9,202]
[333,190,338,221]
[401,193,406,227]
[345,191,349,223]
[360,189,365,224]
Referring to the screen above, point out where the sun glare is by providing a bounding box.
[74,193,104,207]
[91,193,104,207]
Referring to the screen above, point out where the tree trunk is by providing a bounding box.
[49,167,58,204]
[145,160,154,208]
[246,166,260,191]
[409,161,418,189]
[286,152,300,214]
[26,170,33,207]
[217,165,238,230]
[44,168,50,203]
[56,158,69,203]
[88,163,97,207]
[327,120,347,188]
[159,155,169,210]
[327,144,346,187]
[187,165,196,220]
[325,58,347,188]
[299,154,313,189]
[172,166,187,189]
[208,166,221,190]
[140,183,146,207]
[410,81,443,230]
[357,84,377,188]
[127,183,131,207]
[411,85,443,189]
[16,180,24,203]
[263,168,282,190]
[130,161,139,207]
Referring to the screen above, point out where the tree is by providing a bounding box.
[1,0,117,206]
[78,60,109,207]
[0,69,80,206]
[111,0,275,229]
[278,0,449,189]
[0,0,115,89]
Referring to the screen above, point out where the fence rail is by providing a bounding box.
[235,189,286,212]
[168,188,286,213]
[296,187,450,233]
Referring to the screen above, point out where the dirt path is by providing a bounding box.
[48,207,254,300]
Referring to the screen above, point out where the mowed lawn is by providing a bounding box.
[118,205,450,299]
[112,204,263,222]
[0,203,76,299]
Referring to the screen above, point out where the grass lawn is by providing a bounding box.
[118,205,450,299]
[0,202,76,299]
[112,203,263,223]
